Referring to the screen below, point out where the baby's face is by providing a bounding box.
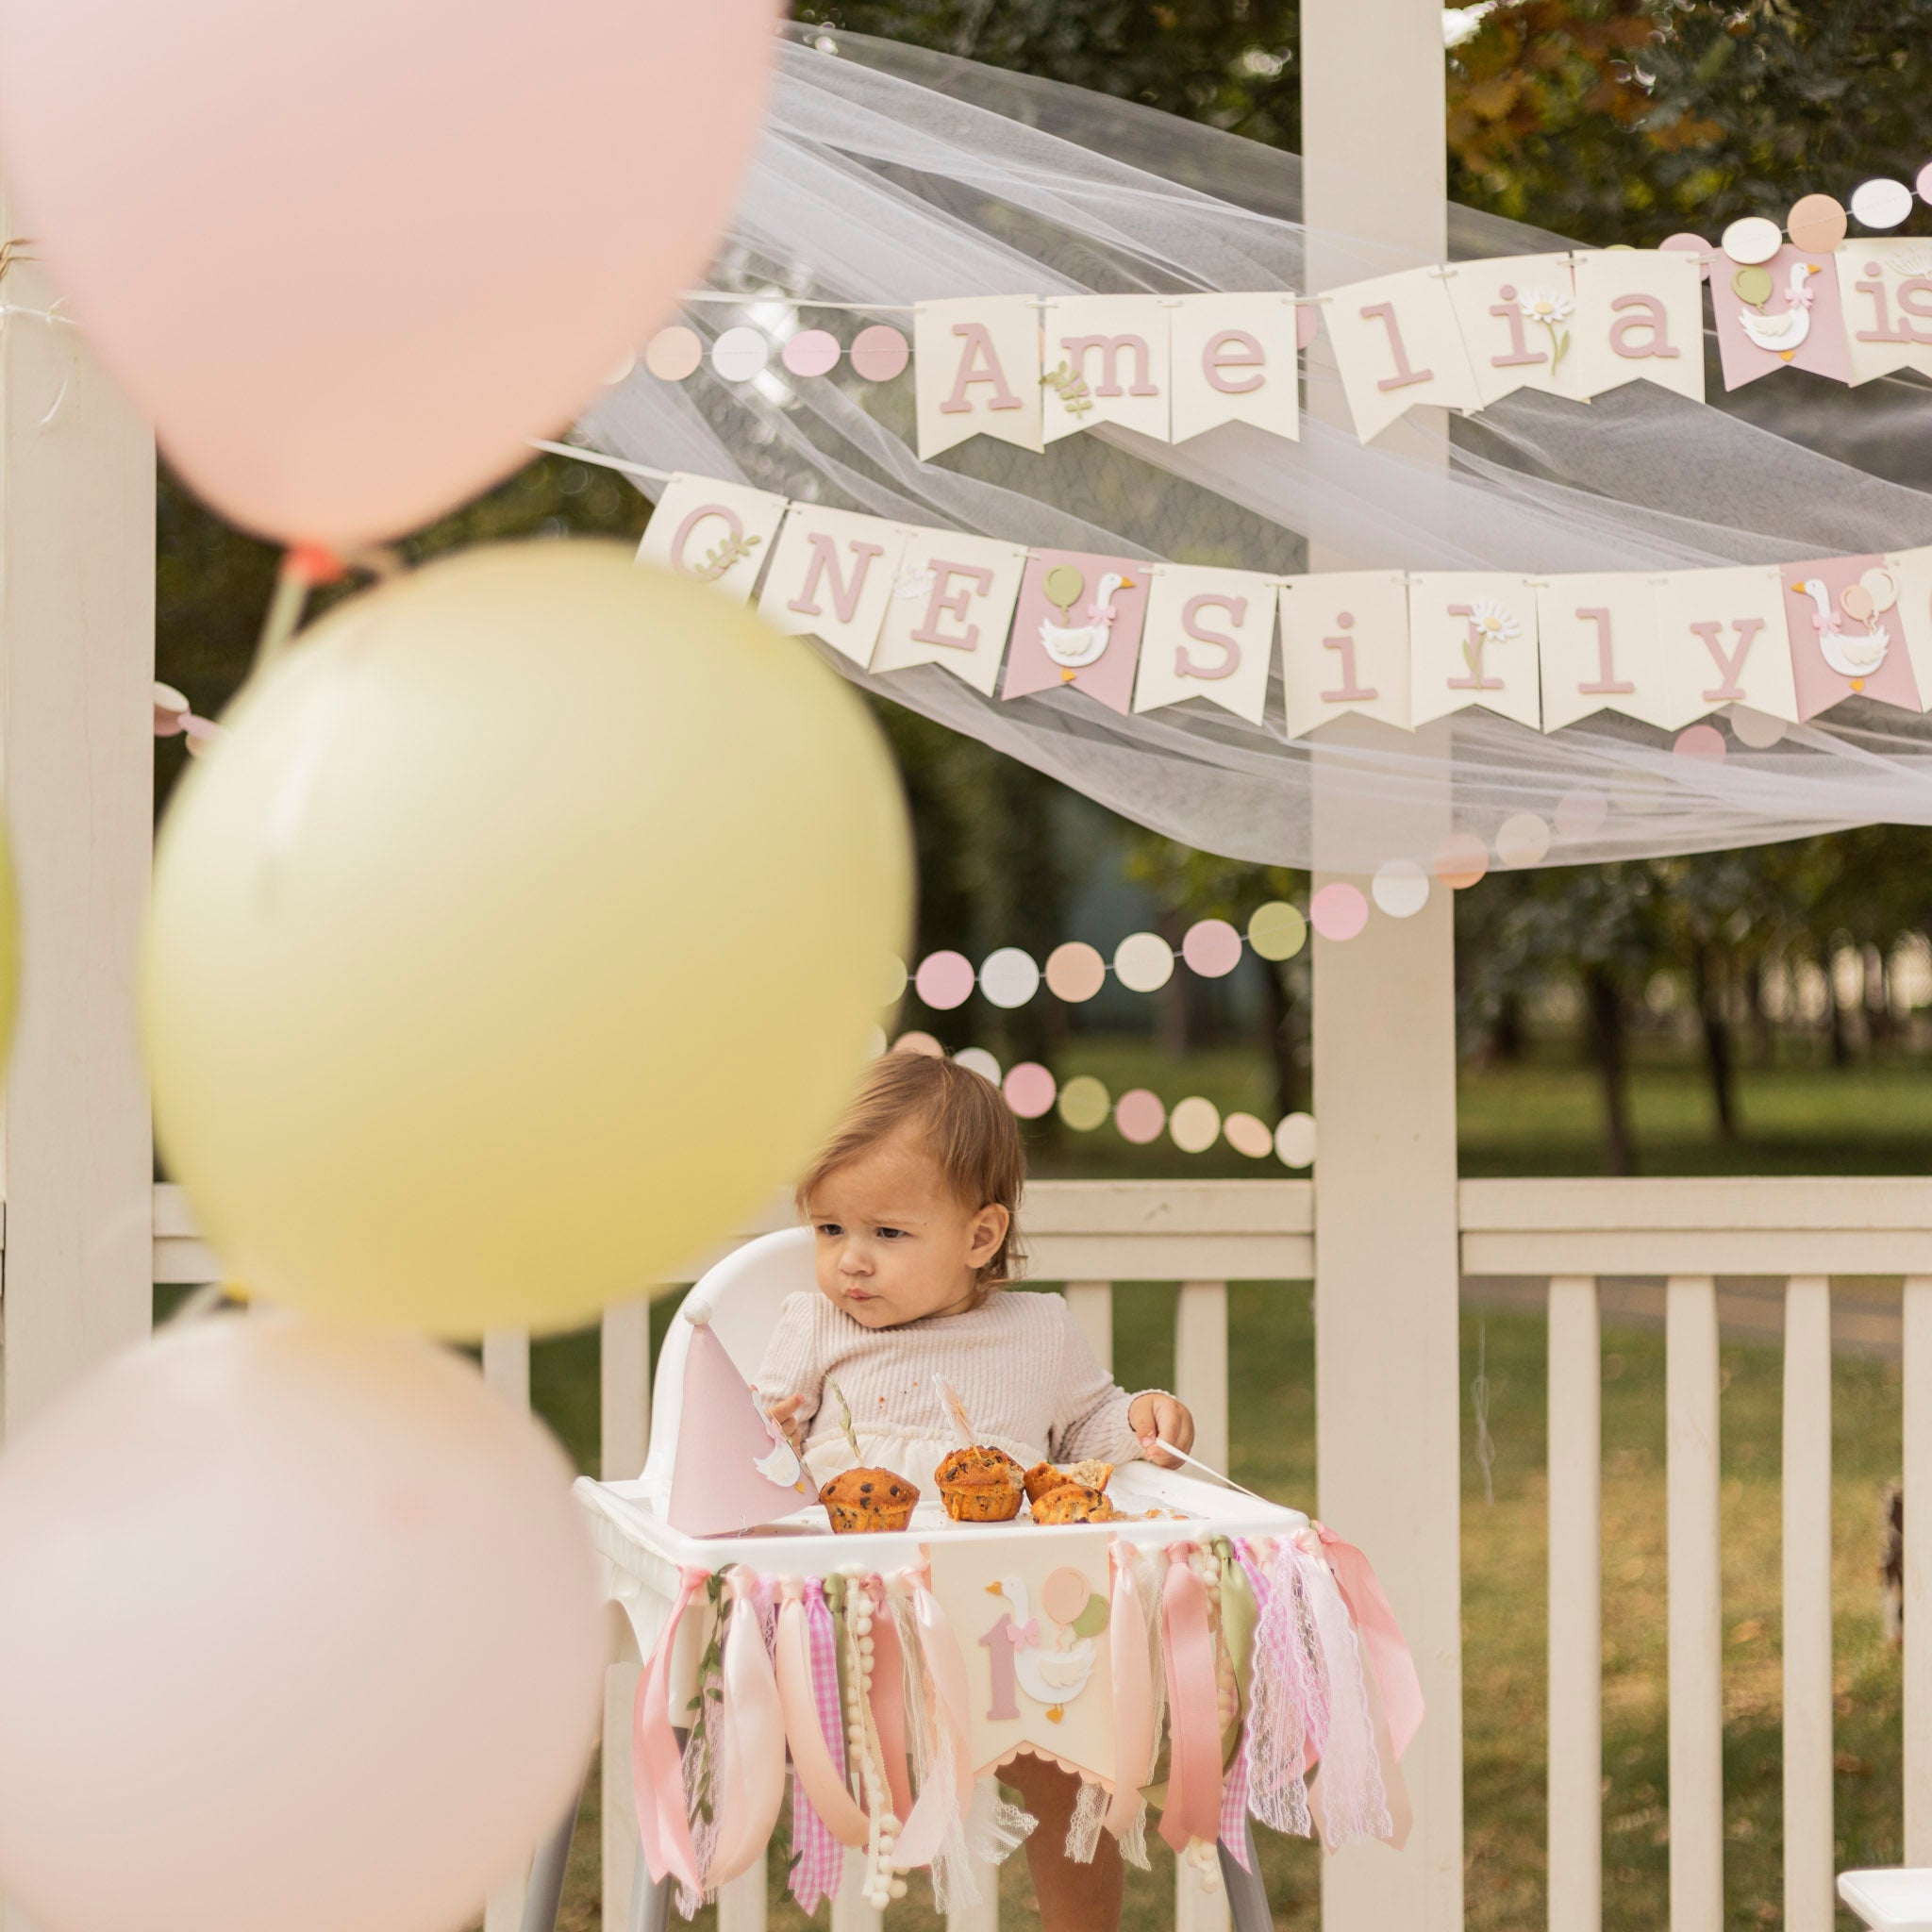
[804,1128,1008,1329]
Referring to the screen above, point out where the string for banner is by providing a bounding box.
[679,289,921,315]
[527,437,674,484]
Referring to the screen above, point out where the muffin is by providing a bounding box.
[1024,1458,1113,1505]
[934,1445,1026,1523]
[1030,1482,1116,1525]
[819,1467,920,1534]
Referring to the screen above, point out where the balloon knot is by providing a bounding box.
[288,542,345,586]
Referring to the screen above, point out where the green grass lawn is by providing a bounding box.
[512,1043,1923,1928]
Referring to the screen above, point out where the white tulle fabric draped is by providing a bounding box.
[576,25,1932,871]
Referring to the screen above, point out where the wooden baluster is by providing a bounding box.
[1174,1280,1229,1474]
[831,1848,882,1932]
[945,1856,1000,1932]
[1546,1276,1601,1932]
[1665,1276,1723,1932]
[601,1296,653,1932]
[1064,1280,1115,1374]
[1782,1276,1834,1932]
[719,1855,767,1932]
[1905,1275,1932,1860]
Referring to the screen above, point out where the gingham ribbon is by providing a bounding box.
[788,1579,848,1914]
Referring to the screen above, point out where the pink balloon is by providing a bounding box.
[915,950,975,1011]
[1004,1061,1057,1120]
[1309,881,1370,941]
[1041,1566,1091,1626]
[0,0,780,547]
[1181,917,1242,978]
[0,1318,603,1932]
[1115,1088,1167,1145]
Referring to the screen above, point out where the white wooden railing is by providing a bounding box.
[142,1174,1932,1932]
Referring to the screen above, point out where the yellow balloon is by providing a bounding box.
[142,543,912,1336]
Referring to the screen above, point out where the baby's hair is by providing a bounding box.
[796,1050,1026,1300]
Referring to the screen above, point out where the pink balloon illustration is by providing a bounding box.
[1841,583,1875,623]
[0,0,782,547]
[1041,1566,1091,1626]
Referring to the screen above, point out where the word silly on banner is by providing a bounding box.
[638,469,1927,738]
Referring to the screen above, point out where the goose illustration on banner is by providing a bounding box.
[1781,555,1920,719]
[1739,258,1820,360]
[1002,550,1150,713]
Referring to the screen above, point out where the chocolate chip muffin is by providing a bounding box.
[819,1466,920,1534]
[934,1444,1026,1523]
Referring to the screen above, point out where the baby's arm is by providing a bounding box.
[752,1293,824,1450]
[1048,1296,1194,1467]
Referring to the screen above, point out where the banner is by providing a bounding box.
[1655,565,1799,724]
[1780,553,1920,719]
[756,505,906,666]
[1536,575,1676,732]
[1041,295,1172,443]
[1708,243,1854,391]
[1003,550,1150,714]
[873,532,1031,695]
[1407,575,1541,730]
[914,295,1043,459]
[1133,564,1277,723]
[1168,293,1302,443]
[1324,268,1484,445]
[1836,241,1932,386]
[1277,572,1411,738]
[1566,248,1706,404]
[635,474,788,602]
[1446,254,1588,408]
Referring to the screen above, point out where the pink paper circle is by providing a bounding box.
[891,1031,944,1058]
[1432,834,1491,889]
[1660,232,1714,281]
[850,325,909,382]
[642,325,703,381]
[1003,1061,1057,1120]
[781,328,841,377]
[1308,881,1369,941]
[1041,1567,1090,1625]
[1786,192,1848,255]
[915,950,975,1010]
[1674,724,1726,762]
[1553,790,1609,841]
[1115,1089,1166,1145]
[1044,941,1106,1003]
[1181,918,1242,978]
[1295,305,1319,350]
[1224,1112,1274,1159]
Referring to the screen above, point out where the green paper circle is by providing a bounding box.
[1732,263,1773,308]
[1058,1074,1111,1133]
[1248,901,1307,962]
[1043,564,1086,610]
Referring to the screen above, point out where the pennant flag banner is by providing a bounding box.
[638,468,1932,743]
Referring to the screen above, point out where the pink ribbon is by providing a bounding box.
[705,1571,787,1890]
[1103,1541,1154,1842]
[1314,1524,1424,1760]
[863,1580,916,1824]
[891,1564,975,1871]
[1158,1544,1223,1856]
[632,1564,709,1891]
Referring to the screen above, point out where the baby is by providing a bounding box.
[756,1048,1193,1932]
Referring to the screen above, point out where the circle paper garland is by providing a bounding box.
[1058,1074,1110,1132]
[978,945,1041,1009]
[1044,941,1107,1002]
[1113,931,1174,993]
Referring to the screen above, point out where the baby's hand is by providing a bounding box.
[764,1394,807,1456]
[1130,1392,1194,1469]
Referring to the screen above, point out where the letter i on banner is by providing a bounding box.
[873,531,1031,696]
[1132,564,1277,723]
[1407,574,1541,729]
[1169,293,1302,442]
[914,296,1045,459]
[1277,571,1411,737]
[1654,565,1798,724]
[636,474,791,603]
[1536,576,1681,730]
[1322,267,1483,443]
[756,505,907,668]
[1446,254,1591,406]
[1837,241,1932,385]
[1567,249,1706,403]
[1041,296,1171,442]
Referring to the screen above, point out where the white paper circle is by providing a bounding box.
[977,946,1041,1010]
[1728,706,1788,749]
[709,326,770,382]
[953,1047,1002,1087]
[1113,931,1175,993]
[1371,858,1430,919]
[1169,1095,1221,1155]
[1719,215,1783,265]
[1495,812,1553,868]
[1274,1112,1317,1169]
[1852,178,1914,230]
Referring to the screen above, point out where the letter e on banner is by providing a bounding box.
[1133,564,1277,722]
[874,530,1030,697]
[1170,293,1302,442]
[915,296,1045,459]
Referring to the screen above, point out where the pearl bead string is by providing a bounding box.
[840,1569,907,1909]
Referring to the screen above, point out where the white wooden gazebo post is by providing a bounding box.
[0,206,155,1431]
[1302,8,1467,1931]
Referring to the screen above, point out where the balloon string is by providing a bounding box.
[250,544,344,676]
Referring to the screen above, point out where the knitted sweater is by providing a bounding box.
[752,1287,1149,1480]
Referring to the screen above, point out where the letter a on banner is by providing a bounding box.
[915,296,1044,459]
[1567,249,1705,404]
[636,474,790,604]
[1169,294,1302,443]
[1324,268,1483,444]
[757,506,906,667]
[1133,564,1277,723]
[873,531,1030,697]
